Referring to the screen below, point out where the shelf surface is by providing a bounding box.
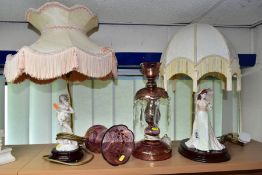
[0,141,262,175]
[0,144,47,175]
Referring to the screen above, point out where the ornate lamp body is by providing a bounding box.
[133,62,172,161]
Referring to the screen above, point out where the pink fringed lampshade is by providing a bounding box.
[4,2,117,84]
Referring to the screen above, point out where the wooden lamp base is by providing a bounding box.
[132,140,172,161]
[49,147,84,163]
[178,139,230,163]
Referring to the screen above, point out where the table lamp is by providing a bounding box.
[133,62,172,161]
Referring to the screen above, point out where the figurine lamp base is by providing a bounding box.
[178,139,230,163]
[49,147,83,163]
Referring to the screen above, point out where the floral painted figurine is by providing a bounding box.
[54,94,74,134]
[53,94,78,151]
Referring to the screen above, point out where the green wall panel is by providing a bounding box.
[93,80,114,128]
[114,79,134,128]
[7,81,30,144]
[72,80,93,136]
[175,80,193,140]
[29,82,52,144]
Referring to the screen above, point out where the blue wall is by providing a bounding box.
[0,50,256,68]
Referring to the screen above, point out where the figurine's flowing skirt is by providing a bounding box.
[185,111,224,151]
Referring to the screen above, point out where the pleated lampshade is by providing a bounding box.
[4,2,117,84]
[160,23,241,92]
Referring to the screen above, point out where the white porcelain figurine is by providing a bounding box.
[0,129,15,165]
[54,94,78,152]
[185,89,225,151]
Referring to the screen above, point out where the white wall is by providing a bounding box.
[0,22,251,53]
[242,25,262,142]
[0,23,38,50]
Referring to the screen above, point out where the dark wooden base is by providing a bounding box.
[132,140,172,161]
[178,139,230,163]
[49,147,84,163]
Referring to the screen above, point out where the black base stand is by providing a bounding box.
[178,139,230,163]
[49,147,84,163]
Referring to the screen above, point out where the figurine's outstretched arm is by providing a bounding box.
[67,106,74,114]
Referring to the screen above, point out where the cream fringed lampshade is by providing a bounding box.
[4,2,117,84]
[160,23,241,92]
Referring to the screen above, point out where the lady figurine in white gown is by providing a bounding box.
[185,89,225,151]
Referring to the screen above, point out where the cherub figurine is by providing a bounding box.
[53,94,78,151]
[54,94,74,134]
[185,88,225,151]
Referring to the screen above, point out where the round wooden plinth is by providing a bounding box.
[178,139,230,163]
[132,140,172,161]
[49,147,84,163]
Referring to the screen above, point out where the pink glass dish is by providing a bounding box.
[101,125,134,166]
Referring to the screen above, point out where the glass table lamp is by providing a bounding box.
[132,62,172,161]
